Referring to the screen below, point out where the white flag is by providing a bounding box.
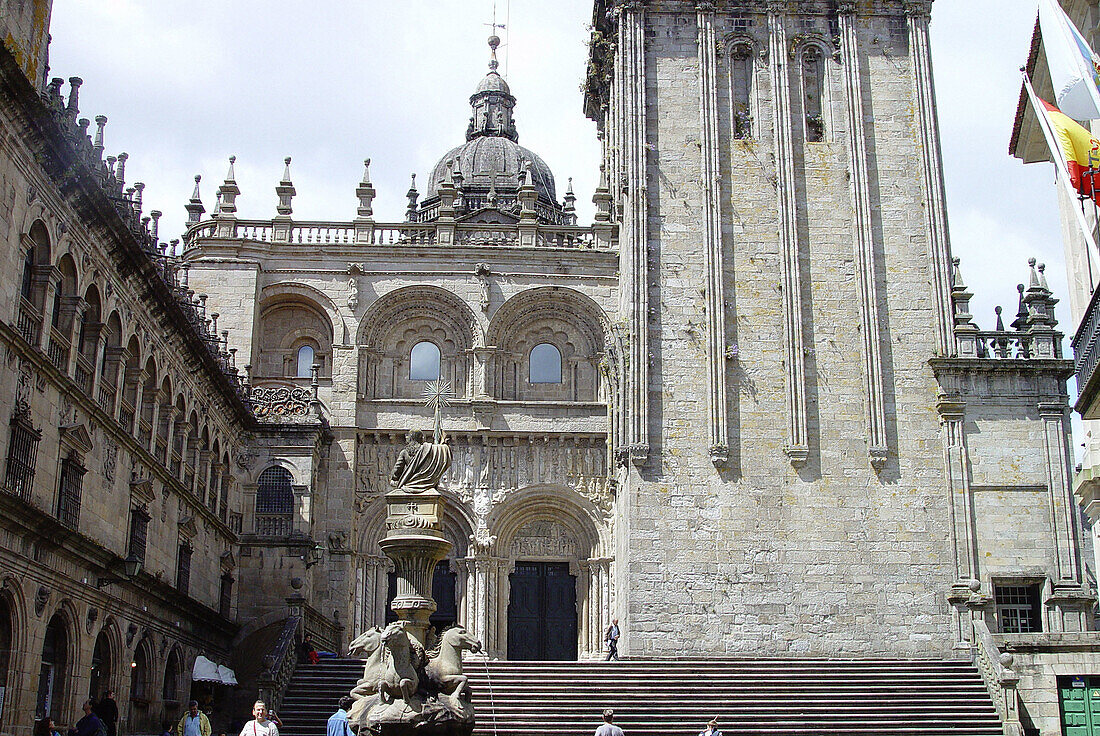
[1038,0,1100,120]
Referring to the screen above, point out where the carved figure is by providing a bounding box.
[424,626,482,703]
[390,429,452,494]
[347,626,385,724]
[378,620,421,705]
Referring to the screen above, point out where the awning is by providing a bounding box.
[192,655,237,685]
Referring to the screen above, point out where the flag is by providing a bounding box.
[1038,0,1100,120]
[1038,96,1100,201]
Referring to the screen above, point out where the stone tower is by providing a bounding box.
[583,0,1090,655]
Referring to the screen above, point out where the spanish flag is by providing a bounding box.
[1040,97,1100,202]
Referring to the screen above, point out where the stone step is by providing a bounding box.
[276,658,1003,736]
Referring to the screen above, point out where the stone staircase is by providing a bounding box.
[278,658,1005,736]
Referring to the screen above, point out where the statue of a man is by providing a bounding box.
[390,428,452,493]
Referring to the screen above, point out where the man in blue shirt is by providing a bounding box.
[326,696,355,736]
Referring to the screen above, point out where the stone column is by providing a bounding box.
[615,0,650,466]
[838,3,888,469]
[697,3,730,466]
[938,393,977,649]
[905,0,954,357]
[768,1,809,467]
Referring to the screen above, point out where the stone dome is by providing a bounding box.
[475,70,511,96]
[426,136,557,204]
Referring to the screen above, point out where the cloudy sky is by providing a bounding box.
[46,1,1075,443]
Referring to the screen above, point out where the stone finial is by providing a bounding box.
[66,76,82,117]
[1038,262,1050,290]
[1028,257,1040,288]
[217,156,241,217]
[275,156,295,217]
[995,305,1005,332]
[106,155,116,178]
[1011,283,1028,331]
[46,77,63,109]
[405,173,419,221]
[356,158,375,220]
[115,152,128,192]
[77,118,90,144]
[92,115,107,157]
[150,210,162,241]
[186,175,205,224]
[133,182,145,218]
[564,177,576,212]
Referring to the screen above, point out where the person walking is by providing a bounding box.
[698,718,722,736]
[238,701,279,736]
[94,691,119,736]
[594,708,624,736]
[604,618,620,661]
[326,696,355,736]
[178,701,211,736]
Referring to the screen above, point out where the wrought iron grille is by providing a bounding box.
[4,417,40,501]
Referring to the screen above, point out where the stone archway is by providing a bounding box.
[483,486,613,660]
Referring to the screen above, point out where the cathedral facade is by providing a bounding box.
[0,0,1097,735]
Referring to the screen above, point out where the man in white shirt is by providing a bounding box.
[594,708,625,736]
[239,701,279,736]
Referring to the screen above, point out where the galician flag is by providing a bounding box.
[1038,97,1100,202]
[1038,0,1100,120]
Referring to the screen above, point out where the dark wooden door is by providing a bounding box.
[507,562,577,660]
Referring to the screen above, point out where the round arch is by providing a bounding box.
[490,485,608,560]
[258,282,344,343]
[358,285,482,349]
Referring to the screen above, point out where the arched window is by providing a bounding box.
[296,345,315,378]
[256,466,294,536]
[409,341,441,381]
[130,638,152,703]
[730,43,753,139]
[89,630,111,701]
[36,614,68,720]
[529,343,562,384]
[162,649,181,704]
[802,46,825,142]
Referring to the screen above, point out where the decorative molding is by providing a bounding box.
[768,6,809,467]
[698,7,730,467]
[838,11,889,469]
[906,9,953,355]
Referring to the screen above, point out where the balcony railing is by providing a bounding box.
[74,355,93,392]
[184,217,615,251]
[98,385,115,413]
[255,514,293,537]
[17,300,40,345]
[119,400,135,432]
[47,329,69,371]
[1074,285,1100,416]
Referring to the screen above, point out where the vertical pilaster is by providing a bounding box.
[616,1,650,466]
[938,393,977,648]
[697,4,729,466]
[905,1,954,357]
[768,2,809,466]
[1040,401,1081,585]
[838,4,888,468]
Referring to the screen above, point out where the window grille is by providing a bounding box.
[256,466,294,536]
[128,508,150,565]
[4,414,40,501]
[57,456,86,530]
[176,542,192,595]
[994,583,1042,634]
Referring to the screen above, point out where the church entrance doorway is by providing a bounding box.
[507,561,576,660]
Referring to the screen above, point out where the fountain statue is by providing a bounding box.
[347,380,482,736]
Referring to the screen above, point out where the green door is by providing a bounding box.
[1060,676,1100,735]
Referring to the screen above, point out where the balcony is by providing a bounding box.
[74,355,93,393]
[1074,286,1100,418]
[17,299,40,345]
[254,514,293,537]
[47,329,69,371]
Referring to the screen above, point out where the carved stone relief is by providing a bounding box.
[509,520,577,558]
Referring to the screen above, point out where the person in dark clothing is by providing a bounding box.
[71,700,105,736]
[34,717,61,736]
[94,690,119,736]
[299,633,319,665]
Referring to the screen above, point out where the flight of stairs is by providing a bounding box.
[278,658,1004,736]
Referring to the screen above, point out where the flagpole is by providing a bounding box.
[1023,72,1100,265]
[1041,0,1100,120]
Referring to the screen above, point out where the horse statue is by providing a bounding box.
[378,620,422,705]
[424,625,482,703]
[346,626,385,724]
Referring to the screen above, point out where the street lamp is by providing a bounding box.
[97,554,144,588]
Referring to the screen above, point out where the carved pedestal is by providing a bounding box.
[378,490,453,647]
